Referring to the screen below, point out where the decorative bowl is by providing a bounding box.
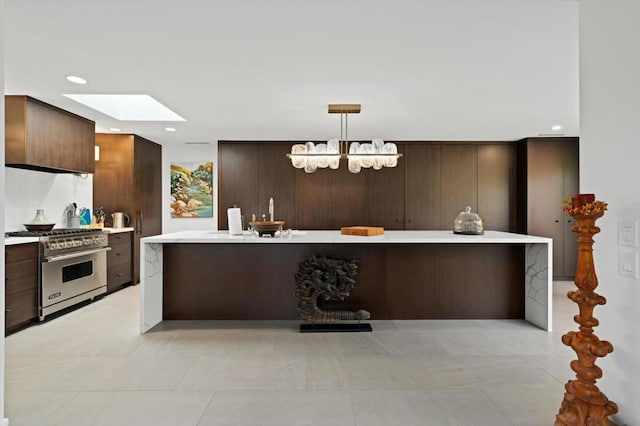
[24,223,55,232]
[249,221,285,237]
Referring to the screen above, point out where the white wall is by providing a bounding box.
[162,141,218,234]
[0,1,7,423]
[3,168,92,232]
[579,2,640,424]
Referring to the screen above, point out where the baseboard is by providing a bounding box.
[1,417,10,426]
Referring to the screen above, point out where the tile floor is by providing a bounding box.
[5,281,577,426]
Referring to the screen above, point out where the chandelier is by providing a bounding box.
[286,104,402,173]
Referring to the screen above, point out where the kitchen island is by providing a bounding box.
[140,230,552,333]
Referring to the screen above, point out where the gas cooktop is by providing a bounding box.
[5,228,102,238]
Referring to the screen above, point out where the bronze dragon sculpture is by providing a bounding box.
[293,255,370,321]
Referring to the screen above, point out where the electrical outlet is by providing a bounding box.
[618,221,639,247]
[618,250,639,279]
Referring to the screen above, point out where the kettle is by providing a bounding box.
[111,212,130,228]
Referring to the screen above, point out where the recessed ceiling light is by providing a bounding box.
[109,127,121,132]
[551,124,563,131]
[62,94,186,121]
[165,127,177,132]
[66,75,87,85]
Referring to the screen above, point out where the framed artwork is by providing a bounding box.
[170,161,213,217]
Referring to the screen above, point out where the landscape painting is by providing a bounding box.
[170,161,213,217]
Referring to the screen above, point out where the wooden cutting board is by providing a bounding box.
[340,226,384,236]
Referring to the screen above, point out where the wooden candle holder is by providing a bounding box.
[555,195,618,425]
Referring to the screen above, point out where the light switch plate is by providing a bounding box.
[618,250,639,279]
[618,221,639,247]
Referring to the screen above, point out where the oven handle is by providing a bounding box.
[43,247,112,262]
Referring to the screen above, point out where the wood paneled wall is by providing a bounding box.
[218,141,517,231]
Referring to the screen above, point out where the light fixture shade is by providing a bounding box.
[288,140,340,173]
[287,104,402,173]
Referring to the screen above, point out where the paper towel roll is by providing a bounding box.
[227,207,243,235]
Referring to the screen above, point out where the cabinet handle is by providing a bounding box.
[555,220,560,223]
[116,273,123,277]
[5,309,10,313]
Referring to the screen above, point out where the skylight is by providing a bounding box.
[62,94,186,121]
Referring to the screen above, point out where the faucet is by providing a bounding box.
[268,197,274,221]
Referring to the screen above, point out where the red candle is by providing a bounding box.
[572,193,595,206]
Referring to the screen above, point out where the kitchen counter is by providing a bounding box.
[4,236,39,245]
[102,227,134,234]
[142,229,550,244]
[140,230,552,333]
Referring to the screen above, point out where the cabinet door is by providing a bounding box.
[22,97,95,173]
[94,134,135,217]
[562,138,579,276]
[368,143,405,229]
[134,136,162,284]
[134,136,162,237]
[330,166,369,228]
[441,145,478,229]
[295,169,331,229]
[258,144,296,228]
[5,243,38,332]
[405,144,441,229]
[478,144,515,231]
[218,143,259,230]
[527,140,565,276]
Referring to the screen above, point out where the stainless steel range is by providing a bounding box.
[6,228,110,320]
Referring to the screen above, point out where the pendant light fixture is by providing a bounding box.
[287,104,402,173]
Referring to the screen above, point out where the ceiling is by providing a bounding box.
[3,0,579,146]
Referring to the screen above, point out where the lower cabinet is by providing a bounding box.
[107,232,133,292]
[5,243,39,334]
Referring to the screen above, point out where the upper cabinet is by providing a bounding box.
[5,95,95,174]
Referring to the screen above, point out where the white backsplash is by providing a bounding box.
[4,167,93,232]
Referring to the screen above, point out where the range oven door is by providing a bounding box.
[41,248,110,318]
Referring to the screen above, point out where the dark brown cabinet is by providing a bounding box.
[440,145,478,229]
[478,144,516,231]
[218,141,516,232]
[5,243,38,334]
[106,232,133,293]
[519,137,579,278]
[258,144,296,228]
[404,144,441,229]
[367,143,405,229]
[219,142,297,229]
[5,95,95,174]
[93,134,162,284]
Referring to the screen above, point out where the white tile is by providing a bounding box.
[44,390,213,426]
[198,390,355,426]
[5,391,78,426]
[351,389,513,426]
[483,384,565,425]
[176,354,309,390]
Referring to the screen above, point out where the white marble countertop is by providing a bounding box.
[102,227,134,234]
[142,230,552,244]
[4,236,40,246]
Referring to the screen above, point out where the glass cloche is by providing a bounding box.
[453,206,484,235]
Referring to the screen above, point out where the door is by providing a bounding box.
[405,144,441,229]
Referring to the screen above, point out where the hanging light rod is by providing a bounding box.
[328,104,361,114]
